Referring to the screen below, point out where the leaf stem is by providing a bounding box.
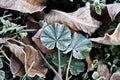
[58,50,62,76]
[66,52,73,80]
[32,39,63,80]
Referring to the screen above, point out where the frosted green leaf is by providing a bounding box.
[19,32,27,39]
[39,20,47,28]
[97,76,106,80]
[64,32,92,59]
[0,58,3,69]
[92,71,99,79]
[52,52,69,67]
[0,70,5,80]
[40,23,71,51]
[70,59,85,75]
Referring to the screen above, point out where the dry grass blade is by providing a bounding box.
[107,3,120,21]
[90,23,120,45]
[0,0,47,13]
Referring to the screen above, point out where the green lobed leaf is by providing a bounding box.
[0,70,5,80]
[70,59,85,75]
[39,20,47,28]
[0,58,3,69]
[64,32,92,59]
[0,18,26,38]
[95,6,102,15]
[92,59,98,68]
[40,23,71,51]
[92,71,99,79]
[19,32,27,39]
[52,52,69,67]
[97,76,106,80]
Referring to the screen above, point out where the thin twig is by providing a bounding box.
[22,29,37,32]
[0,51,11,62]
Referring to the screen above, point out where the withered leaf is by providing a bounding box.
[0,38,6,44]
[110,72,120,80]
[107,3,120,21]
[44,5,101,35]
[6,39,47,77]
[10,54,25,77]
[32,28,56,54]
[85,55,92,71]
[97,60,111,80]
[0,0,47,13]
[90,23,120,45]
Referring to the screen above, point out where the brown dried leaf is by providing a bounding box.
[44,5,101,35]
[6,39,47,77]
[97,60,111,80]
[32,28,56,54]
[110,72,120,80]
[107,3,120,21]
[0,38,6,44]
[0,0,47,13]
[90,23,120,45]
[10,54,25,77]
[85,55,92,71]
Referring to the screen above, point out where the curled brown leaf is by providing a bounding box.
[110,72,120,80]
[97,60,111,80]
[85,55,92,71]
[10,54,25,77]
[107,3,120,21]
[44,5,101,35]
[5,39,47,77]
[90,23,120,45]
[0,0,47,13]
[0,38,6,44]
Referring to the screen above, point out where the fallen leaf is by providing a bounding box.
[90,23,120,45]
[10,54,25,77]
[6,39,47,77]
[0,0,47,13]
[31,11,45,21]
[85,55,92,71]
[0,70,5,80]
[44,4,101,35]
[26,15,41,37]
[0,38,6,44]
[32,28,56,54]
[110,72,120,80]
[107,3,120,21]
[97,60,111,80]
